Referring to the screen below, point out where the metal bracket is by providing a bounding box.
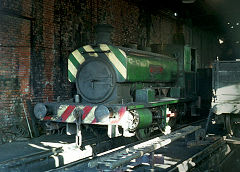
[107,125,121,138]
[75,110,83,148]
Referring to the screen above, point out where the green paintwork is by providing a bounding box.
[107,45,127,82]
[184,45,191,72]
[135,109,153,129]
[68,71,75,82]
[68,44,177,83]
[128,104,145,109]
[108,45,127,67]
[127,99,179,110]
[68,47,88,82]
[135,88,155,102]
[170,87,181,98]
[151,99,179,107]
[126,54,177,82]
[160,105,167,127]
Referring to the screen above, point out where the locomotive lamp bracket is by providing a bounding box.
[75,110,83,149]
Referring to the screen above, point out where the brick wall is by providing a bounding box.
[0,0,219,143]
[0,0,32,142]
[31,0,55,102]
[0,15,31,125]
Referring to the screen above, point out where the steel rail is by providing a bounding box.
[0,119,207,172]
[47,119,207,171]
[88,125,201,170]
[0,135,108,172]
[0,147,63,171]
[169,138,227,172]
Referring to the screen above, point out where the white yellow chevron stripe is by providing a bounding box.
[83,45,98,57]
[119,49,127,58]
[99,44,127,79]
[72,49,85,64]
[68,59,78,78]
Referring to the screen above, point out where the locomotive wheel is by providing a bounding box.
[225,115,233,136]
[136,128,151,140]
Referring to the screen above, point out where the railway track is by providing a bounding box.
[47,125,206,171]
[0,119,205,172]
[46,118,230,172]
[0,134,110,172]
[88,126,201,171]
[0,147,63,172]
[0,127,138,172]
[0,118,231,172]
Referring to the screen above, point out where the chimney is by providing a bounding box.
[95,24,113,44]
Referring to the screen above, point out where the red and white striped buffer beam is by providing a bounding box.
[42,104,128,126]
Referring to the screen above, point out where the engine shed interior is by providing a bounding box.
[1,0,240,171]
